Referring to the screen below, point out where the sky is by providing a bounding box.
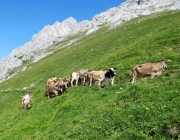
[0,0,126,60]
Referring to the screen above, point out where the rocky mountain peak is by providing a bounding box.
[0,0,180,83]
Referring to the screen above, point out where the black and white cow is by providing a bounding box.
[87,68,117,88]
[104,68,116,85]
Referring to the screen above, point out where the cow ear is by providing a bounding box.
[166,60,171,63]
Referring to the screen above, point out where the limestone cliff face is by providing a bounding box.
[0,0,179,82]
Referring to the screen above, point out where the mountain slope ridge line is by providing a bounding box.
[0,0,180,83]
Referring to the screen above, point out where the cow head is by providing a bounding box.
[160,60,171,71]
[63,77,71,88]
[110,68,117,75]
[165,60,171,63]
[105,68,117,78]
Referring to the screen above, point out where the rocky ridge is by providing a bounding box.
[0,0,179,83]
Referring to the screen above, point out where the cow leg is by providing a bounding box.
[80,78,84,86]
[131,68,137,83]
[81,77,86,86]
[59,88,63,95]
[24,104,26,110]
[24,103,27,110]
[64,83,68,89]
[90,78,92,86]
[22,103,25,109]
[131,76,136,83]
[105,78,109,86]
[111,77,115,85]
[71,79,74,87]
[54,91,58,97]
[48,91,52,98]
[28,103,30,108]
[83,77,86,86]
[80,78,82,85]
[130,71,136,83]
[98,80,102,87]
[151,73,155,78]
[26,104,28,109]
[75,79,78,86]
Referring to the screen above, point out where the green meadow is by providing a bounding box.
[0,11,180,139]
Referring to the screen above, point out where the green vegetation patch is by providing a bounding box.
[0,11,180,139]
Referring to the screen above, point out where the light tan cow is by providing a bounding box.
[88,70,105,87]
[88,68,116,87]
[78,69,91,86]
[131,60,170,83]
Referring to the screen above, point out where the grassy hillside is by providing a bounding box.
[0,11,180,139]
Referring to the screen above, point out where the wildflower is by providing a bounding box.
[120,87,123,90]
[163,106,166,108]
[145,107,149,111]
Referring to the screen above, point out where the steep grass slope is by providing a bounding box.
[0,11,180,139]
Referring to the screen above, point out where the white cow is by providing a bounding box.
[22,92,32,109]
[70,72,80,86]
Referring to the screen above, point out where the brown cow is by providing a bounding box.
[56,78,66,94]
[78,69,91,86]
[47,78,54,84]
[131,60,170,83]
[46,78,58,84]
[62,77,71,88]
[45,83,61,98]
[56,77,71,93]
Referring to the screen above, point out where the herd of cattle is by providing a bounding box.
[44,68,117,98]
[22,60,170,109]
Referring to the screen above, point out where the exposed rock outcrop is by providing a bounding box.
[0,0,179,83]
